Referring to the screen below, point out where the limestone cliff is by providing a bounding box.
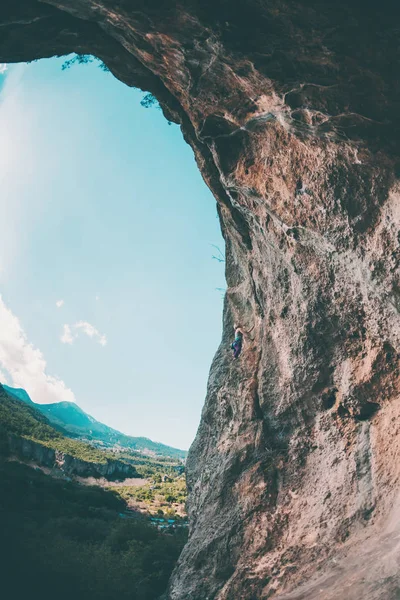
[2,2,400,598]
[7,433,138,479]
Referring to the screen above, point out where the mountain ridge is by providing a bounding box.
[0,383,139,478]
[2,384,186,460]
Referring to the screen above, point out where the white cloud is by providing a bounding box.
[0,64,7,75]
[75,321,107,346]
[60,321,107,347]
[0,295,75,404]
[60,324,74,345]
[56,299,64,308]
[95,296,100,301]
[0,367,9,384]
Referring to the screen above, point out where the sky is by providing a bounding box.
[0,57,225,450]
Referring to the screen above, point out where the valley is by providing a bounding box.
[0,381,188,520]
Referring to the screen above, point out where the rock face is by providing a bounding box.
[2,2,400,598]
[7,434,137,479]
[8,434,56,467]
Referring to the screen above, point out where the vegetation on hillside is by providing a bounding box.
[115,450,183,477]
[0,388,130,466]
[0,383,189,598]
[0,387,61,443]
[0,461,187,600]
[103,451,188,516]
[112,475,187,518]
[4,383,187,460]
[0,386,188,516]
[37,436,112,464]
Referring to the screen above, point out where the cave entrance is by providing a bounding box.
[0,55,225,452]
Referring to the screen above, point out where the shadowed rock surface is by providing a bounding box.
[2,1,400,598]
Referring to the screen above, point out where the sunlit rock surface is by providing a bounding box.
[2,2,400,598]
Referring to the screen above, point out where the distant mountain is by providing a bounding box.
[3,385,34,405]
[0,384,139,479]
[3,384,187,460]
[0,384,62,441]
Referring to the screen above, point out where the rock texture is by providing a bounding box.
[2,1,400,598]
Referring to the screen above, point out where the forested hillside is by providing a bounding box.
[0,461,186,600]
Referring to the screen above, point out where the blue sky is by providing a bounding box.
[0,57,225,450]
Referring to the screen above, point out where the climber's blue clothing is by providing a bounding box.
[231,335,242,359]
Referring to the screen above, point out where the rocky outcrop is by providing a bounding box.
[8,434,56,467]
[2,2,400,598]
[7,434,137,479]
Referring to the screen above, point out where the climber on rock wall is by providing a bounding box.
[231,323,255,358]
[231,326,244,359]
